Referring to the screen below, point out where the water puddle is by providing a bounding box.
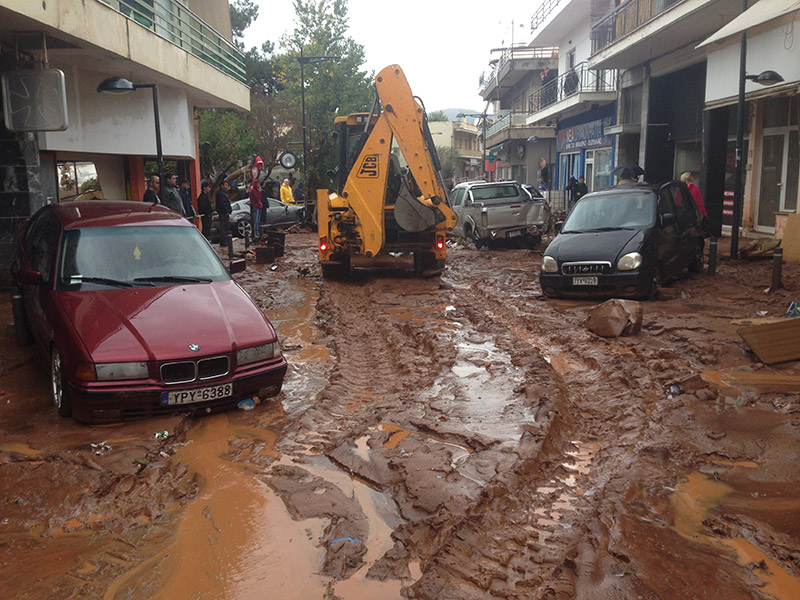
[0,442,43,455]
[274,454,404,598]
[105,414,328,600]
[669,472,800,599]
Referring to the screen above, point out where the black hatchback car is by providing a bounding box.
[539,181,704,299]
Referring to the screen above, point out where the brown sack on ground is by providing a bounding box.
[586,299,643,337]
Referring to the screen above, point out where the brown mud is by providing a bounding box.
[1,232,799,599]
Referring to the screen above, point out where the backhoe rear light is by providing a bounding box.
[319,237,329,252]
[436,236,445,250]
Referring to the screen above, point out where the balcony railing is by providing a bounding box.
[486,112,530,138]
[99,0,246,83]
[528,63,616,115]
[531,0,565,33]
[591,0,684,54]
[479,46,558,92]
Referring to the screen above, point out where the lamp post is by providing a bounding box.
[729,5,784,258]
[457,112,488,180]
[97,76,164,201]
[297,50,340,208]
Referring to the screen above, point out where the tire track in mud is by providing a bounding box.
[405,249,703,599]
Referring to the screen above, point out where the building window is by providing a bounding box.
[621,85,642,125]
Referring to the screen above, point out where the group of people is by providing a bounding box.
[143,173,231,244]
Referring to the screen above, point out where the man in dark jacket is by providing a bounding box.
[179,178,196,218]
[197,181,213,239]
[143,175,160,204]
[575,176,589,203]
[215,181,232,246]
[162,173,185,216]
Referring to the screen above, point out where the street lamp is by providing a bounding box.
[297,50,340,209]
[729,11,784,258]
[457,112,488,180]
[97,76,164,202]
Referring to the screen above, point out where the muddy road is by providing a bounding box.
[2,232,800,599]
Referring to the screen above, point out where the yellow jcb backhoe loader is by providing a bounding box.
[316,65,457,277]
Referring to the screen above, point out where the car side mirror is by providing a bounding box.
[660,213,676,227]
[16,269,44,286]
[229,258,246,274]
[555,221,563,233]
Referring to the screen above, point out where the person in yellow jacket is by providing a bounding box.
[280,179,295,205]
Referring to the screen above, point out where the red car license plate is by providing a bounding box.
[161,383,233,405]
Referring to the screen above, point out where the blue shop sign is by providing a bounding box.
[556,117,614,152]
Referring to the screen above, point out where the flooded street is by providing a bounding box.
[2,232,800,599]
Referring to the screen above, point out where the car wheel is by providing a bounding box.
[688,242,704,273]
[236,219,252,238]
[413,251,442,276]
[50,346,72,418]
[471,228,484,250]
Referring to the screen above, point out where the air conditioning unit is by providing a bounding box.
[1,68,68,132]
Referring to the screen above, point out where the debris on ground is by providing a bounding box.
[585,298,643,337]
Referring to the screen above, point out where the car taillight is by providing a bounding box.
[436,236,445,250]
[319,237,329,252]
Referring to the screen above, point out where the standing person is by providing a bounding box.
[575,176,589,203]
[179,178,196,219]
[281,178,294,205]
[249,179,263,241]
[143,175,160,204]
[540,67,556,106]
[215,181,232,247]
[563,67,579,96]
[293,181,305,204]
[680,171,707,216]
[197,181,213,239]
[162,173,185,216]
[566,176,578,209]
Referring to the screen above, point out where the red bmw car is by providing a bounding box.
[12,201,287,424]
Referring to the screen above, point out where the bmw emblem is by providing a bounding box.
[188,344,200,352]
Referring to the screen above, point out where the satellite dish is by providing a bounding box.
[280,151,297,169]
[1,68,68,132]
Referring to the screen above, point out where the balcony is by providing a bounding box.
[591,0,683,54]
[589,0,742,70]
[526,62,617,124]
[480,46,558,99]
[99,0,245,83]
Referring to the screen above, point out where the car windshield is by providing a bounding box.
[562,192,655,232]
[471,185,520,201]
[57,225,230,290]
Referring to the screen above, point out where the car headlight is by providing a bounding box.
[617,252,643,271]
[237,342,279,366]
[541,255,559,273]
[95,362,149,381]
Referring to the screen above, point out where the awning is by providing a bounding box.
[697,0,800,48]
[487,143,505,157]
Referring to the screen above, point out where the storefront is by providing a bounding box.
[701,6,800,237]
[554,104,616,193]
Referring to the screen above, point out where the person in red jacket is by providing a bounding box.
[680,171,707,216]
[249,179,263,241]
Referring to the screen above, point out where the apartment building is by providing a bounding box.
[479,47,560,188]
[429,119,484,184]
[0,0,249,282]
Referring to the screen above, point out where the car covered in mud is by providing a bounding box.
[12,201,287,423]
[539,181,704,299]
[449,180,549,248]
[211,197,305,240]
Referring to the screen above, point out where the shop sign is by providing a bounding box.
[556,117,614,152]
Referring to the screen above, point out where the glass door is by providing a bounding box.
[757,133,784,231]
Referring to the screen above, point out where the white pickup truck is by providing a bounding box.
[449,180,550,248]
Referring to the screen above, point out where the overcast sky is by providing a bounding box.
[240,0,536,113]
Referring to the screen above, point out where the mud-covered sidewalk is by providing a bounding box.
[1,232,799,599]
